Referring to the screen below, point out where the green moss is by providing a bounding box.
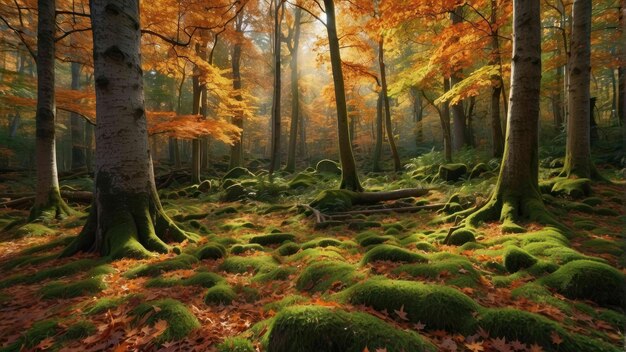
[266,305,436,352]
[348,221,382,230]
[253,267,296,282]
[315,159,341,175]
[301,237,343,249]
[551,177,591,199]
[217,337,255,352]
[446,228,476,246]
[14,223,58,238]
[526,260,559,276]
[394,257,481,287]
[346,279,478,333]
[595,207,619,216]
[288,173,317,189]
[288,248,344,263]
[214,206,239,216]
[19,236,76,255]
[469,163,489,179]
[540,260,625,307]
[356,232,393,247]
[222,167,255,181]
[414,241,437,252]
[361,244,427,265]
[231,243,265,255]
[195,243,227,260]
[580,238,622,256]
[249,233,296,246]
[59,320,96,342]
[146,271,225,288]
[0,258,100,289]
[276,242,301,256]
[84,295,141,315]
[310,189,355,212]
[582,197,602,206]
[132,299,200,342]
[296,261,362,293]
[438,163,468,182]
[124,254,199,278]
[40,276,106,299]
[205,284,237,305]
[1,253,57,271]
[18,319,59,349]
[219,256,278,274]
[504,247,538,273]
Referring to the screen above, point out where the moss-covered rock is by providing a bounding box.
[214,206,239,216]
[394,256,481,287]
[296,261,361,293]
[288,173,317,189]
[40,276,106,299]
[438,164,468,182]
[447,228,476,246]
[219,256,278,274]
[469,163,489,179]
[231,243,265,255]
[551,178,592,199]
[346,279,478,333]
[198,180,212,193]
[315,159,341,175]
[14,223,57,238]
[302,237,343,249]
[249,233,296,246]
[309,189,356,212]
[503,247,538,273]
[124,254,199,278]
[204,284,237,305]
[276,242,301,256]
[222,167,255,181]
[348,221,382,230]
[287,248,345,263]
[222,183,248,202]
[131,299,200,342]
[266,306,436,352]
[217,337,255,352]
[361,244,427,265]
[146,271,225,288]
[540,260,625,307]
[195,243,227,260]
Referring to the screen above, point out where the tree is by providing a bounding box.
[457,0,556,232]
[560,0,601,179]
[64,0,195,259]
[285,5,302,173]
[29,0,73,221]
[323,0,363,191]
[378,36,402,172]
[70,63,86,170]
[230,10,245,169]
[449,6,468,151]
[269,0,284,176]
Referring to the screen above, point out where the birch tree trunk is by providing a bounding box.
[324,0,363,191]
[63,0,195,259]
[561,0,602,179]
[461,0,557,231]
[285,6,302,173]
[378,37,401,172]
[29,0,73,221]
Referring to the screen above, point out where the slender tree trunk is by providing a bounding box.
[561,0,601,179]
[85,122,93,172]
[229,12,245,169]
[323,0,363,191]
[298,109,307,158]
[70,62,86,170]
[30,0,73,221]
[285,7,302,173]
[463,0,557,231]
[191,64,201,183]
[450,6,468,151]
[410,86,423,146]
[64,0,194,259]
[489,0,504,157]
[441,79,453,162]
[372,91,383,172]
[378,37,401,171]
[269,0,284,175]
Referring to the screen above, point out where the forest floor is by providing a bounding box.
[0,163,624,352]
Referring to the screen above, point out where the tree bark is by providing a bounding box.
[462,0,557,231]
[372,91,383,172]
[70,62,86,170]
[269,0,284,175]
[229,11,245,169]
[63,0,194,259]
[450,6,468,151]
[441,79,453,162]
[489,0,504,157]
[561,0,601,179]
[30,0,73,221]
[410,86,423,146]
[191,59,201,183]
[378,37,401,172]
[285,6,302,173]
[323,0,363,191]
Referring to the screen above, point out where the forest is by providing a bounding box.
[0,0,624,351]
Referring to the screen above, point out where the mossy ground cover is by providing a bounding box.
[0,173,623,351]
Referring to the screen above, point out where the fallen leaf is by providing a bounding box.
[394,305,409,321]
[464,341,484,352]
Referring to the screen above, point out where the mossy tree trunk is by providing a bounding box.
[560,0,602,180]
[462,0,557,231]
[285,6,302,174]
[378,37,401,172]
[229,11,245,169]
[30,0,73,222]
[372,91,383,172]
[324,0,363,191]
[63,0,195,259]
[489,0,504,157]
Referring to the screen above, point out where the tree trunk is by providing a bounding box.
[441,79,453,162]
[70,62,86,170]
[372,91,383,172]
[229,11,245,169]
[64,0,194,259]
[85,121,93,172]
[463,0,557,231]
[323,0,363,191]
[489,0,504,157]
[410,86,423,146]
[30,0,73,221]
[285,7,302,173]
[378,37,401,172]
[298,109,307,158]
[561,0,601,179]
[191,65,201,183]
[450,6,468,151]
[269,0,284,175]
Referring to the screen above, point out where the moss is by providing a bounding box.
[222,183,248,202]
[217,337,255,352]
[414,241,437,252]
[19,236,76,255]
[14,223,58,238]
[15,319,60,350]
[1,253,57,271]
[503,247,538,273]
[0,258,100,289]
[253,267,296,282]
[573,219,597,230]
[581,197,602,206]
[595,207,619,216]
[511,283,572,313]
[459,242,485,251]
[123,254,198,278]
[84,295,140,315]
[540,260,625,307]
[580,238,622,256]
[447,228,476,246]
[315,159,341,175]
[266,305,436,352]
[394,257,481,287]
[301,237,343,249]
[222,167,255,181]
[235,284,261,302]
[249,233,296,246]
[231,243,265,255]
[214,206,239,216]
[361,244,427,265]
[288,248,344,263]
[346,279,478,333]
[276,242,301,256]
[310,189,355,212]
[205,284,237,305]
[288,173,317,189]
[438,163,467,182]
[469,163,489,179]
[60,320,96,342]
[131,299,200,342]
[219,256,278,274]
[551,177,592,199]
[195,243,227,260]
[348,221,382,230]
[526,260,559,276]
[146,272,225,288]
[263,295,308,312]
[40,276,106,299]
[296,261,362,293]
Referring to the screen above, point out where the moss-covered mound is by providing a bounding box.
[222,167,255,181]
[503,247,538,273]
[540,260,625,307]
[146,271,225,288]
[315,159,341,175]
[131,299,200,342]
[296,261,361,293]
[195,243,227,260]
[394,256,481,287]
[249,233,296,246]
[447,228,476,246]
[231,243,265,255]
[14,223,58,238]
[40,277,106,299]
[276,242,301,256]
[266,305,436,352]
[204,284,237,305]
[361,245,427,265]
[0,258,100,289]
[219,256,278,274]
[288,173,317,189]
[301,237,343,249]
[551,178,592,199]
[346,279,479,333]
[469,163,489,179]
[438,164,467,182]
[217,337,255,352]
[356,231,393,247]
[309,189,355,212]
[124,254,198,278]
